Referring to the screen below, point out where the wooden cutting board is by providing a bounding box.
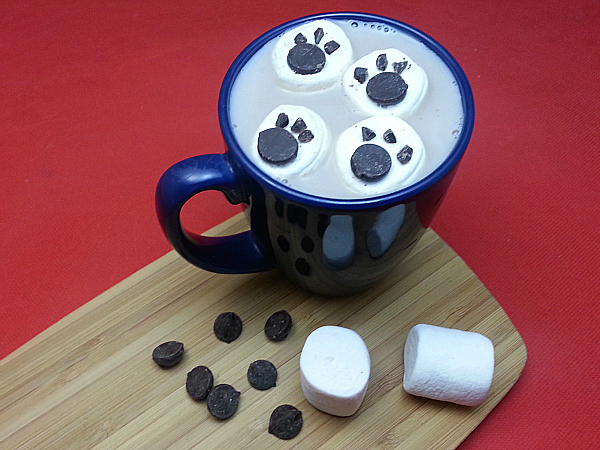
[0,213,526,449]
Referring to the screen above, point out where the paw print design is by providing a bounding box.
[335,115,425,197]
[272,20,353,91]
[251,105,330,181]
[342,48,428,118]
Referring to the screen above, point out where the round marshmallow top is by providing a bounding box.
[335,115,425,196]
[342,48,428,118]
[272,20,353,91]
[251,104,330,181]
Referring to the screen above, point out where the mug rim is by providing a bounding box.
[218,11,474,210]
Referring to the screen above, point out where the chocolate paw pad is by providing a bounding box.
[342,48,428,118]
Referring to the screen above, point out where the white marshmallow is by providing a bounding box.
[403,324,495,406]
[342,48,428,118]
[251,105,330,182]
[335,115,425,196]
[272,20,353,91]
[300,326,370,417]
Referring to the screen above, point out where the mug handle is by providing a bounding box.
[155,154,274,274]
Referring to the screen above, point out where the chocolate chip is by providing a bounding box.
[247,360,278,390]
[393,60,408,74]
[207,384,240,420]
[264,310,293,341]
[186,365,214,400]
[277,235,290,252]
[295,257,310,275]
[213,311,243,343]
[314,27,324,45]
[258,127,298,165]
[366,72,408,106]
[351,144,392,181]
[290,117,307,133]
[324,40,340,54]
[397,145,413,165]
[152,341,184,368]
[294,33,307,44]
[298,129,314,143]
[269,404,303,440]
[376,53,388,71]
[383,129,397,143]
[362,126,376,141]
[275,112,289,128]
[354,67,368,84]
[301,236,314,253]
[287,43,326,74]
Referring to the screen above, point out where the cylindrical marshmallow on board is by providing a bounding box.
[403,324,495,406]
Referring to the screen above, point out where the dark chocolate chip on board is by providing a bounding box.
[275,112,289,128]
[366,72,408,106]
[351,144,392,181]
[258,128,298,165]
[290,117,307,133]
[152,341,184,368]
[186,365,214,401]
[393,60,408,74]
[247,360,278,390]
[213,311,243,343]
[269,404,303,440]
[207,384,240,420]
[264,310,293,341]
[314,27,324,45]
[287,43,326,75]
[383,129,397,143]
[298,129,314,143]
[294,33,307,44]
[376,53,388,71]
[323,40,340,55]
[362,126,376,142]
[397,145,414,165]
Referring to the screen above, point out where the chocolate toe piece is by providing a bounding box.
[397,145,414,164]
[264,310,293,341]
[294,33,307,44]
[376,53,388,71]
[287,43,326,75]
[393,60,408,74]
[351,144,392,181]
[354,67,368,84]
[152,341,184,368]
[213,311,243,343]
[362,126,376,141]
[275,112,289,128]
[258,127,298,165]
[269,404,303,440]
[207,384,240,419]
[247,359,278,390]
[314,27,324,45]
[383,129,397,143]
[186,365,214,400]
[366,72,408,106]
[298,129,314,143]
[291,117,307,133]
[323,40,340,55]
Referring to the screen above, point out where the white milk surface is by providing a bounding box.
[229,19,464,199]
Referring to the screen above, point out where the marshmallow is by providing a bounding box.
[300,326,370,416]
[272,20,353,91]
[335,115,425,196]
[342,48,428,118]
[403,324,495,406]
[251,105,330,182]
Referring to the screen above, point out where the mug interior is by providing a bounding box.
[218,12,474,210]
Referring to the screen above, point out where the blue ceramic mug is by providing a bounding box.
[155,12,474,296]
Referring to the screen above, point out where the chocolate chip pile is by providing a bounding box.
[151,309,302,440]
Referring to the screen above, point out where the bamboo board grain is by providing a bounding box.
[0,213,526,449]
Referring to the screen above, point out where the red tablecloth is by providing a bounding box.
[2,0,599,448]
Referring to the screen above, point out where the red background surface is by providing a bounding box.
[2,0,599,448]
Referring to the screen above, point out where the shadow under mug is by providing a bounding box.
[155,12,474,296]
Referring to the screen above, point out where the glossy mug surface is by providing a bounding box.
[155,12,474,296]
